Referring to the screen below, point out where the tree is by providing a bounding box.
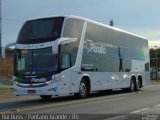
[150,47,160,80]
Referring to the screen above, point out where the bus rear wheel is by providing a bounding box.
[40,95,52,100]
[123,78,136,92]
[129,79,136,92]
[136,80,141,91]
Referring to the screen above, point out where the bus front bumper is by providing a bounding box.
[12,82,60,96]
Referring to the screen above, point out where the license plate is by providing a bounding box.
[28,90,36,94]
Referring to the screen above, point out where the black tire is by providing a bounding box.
[40,95,52,100]
[123,79,136,92]
[75,79,89,98]
[129,79,136,92]
[136,80,140,91]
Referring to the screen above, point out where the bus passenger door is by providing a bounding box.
[60,53,72,94]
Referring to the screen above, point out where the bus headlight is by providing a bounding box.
[54,75,64,81]
[46,75,64,85]
[14,82,19,85]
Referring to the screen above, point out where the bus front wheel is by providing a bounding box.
[75,79,88,98]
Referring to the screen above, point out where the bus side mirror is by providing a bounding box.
[52,37,77,54]
[58,37,77,45]
[1,42,16,58]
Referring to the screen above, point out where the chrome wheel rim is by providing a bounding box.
[136,80,140,90]
[79,82,86,97]
[131,81,134,91]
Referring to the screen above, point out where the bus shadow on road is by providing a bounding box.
[39,89,139,103]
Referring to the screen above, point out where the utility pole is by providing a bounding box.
[0,0,2,57]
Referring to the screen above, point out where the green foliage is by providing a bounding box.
[0,87,11,91]
[6,48,14,52]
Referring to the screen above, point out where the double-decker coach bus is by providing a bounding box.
[2,16,150,100]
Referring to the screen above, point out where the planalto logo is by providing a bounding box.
[31,78,47,83]
[87,43,106,54]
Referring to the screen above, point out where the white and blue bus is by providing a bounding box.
[2,16,150,99]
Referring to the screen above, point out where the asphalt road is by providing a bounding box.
[1,84,160,120]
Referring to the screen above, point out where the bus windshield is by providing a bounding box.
[15,47,57,76]
[17,17,64,44]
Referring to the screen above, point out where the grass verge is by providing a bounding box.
[0,84,11,91]
[150,80,160,85]
[0,87,11,91]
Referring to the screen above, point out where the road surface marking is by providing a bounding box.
[130,108,149,114]
[81,96,126,105]
[104,115,127,120]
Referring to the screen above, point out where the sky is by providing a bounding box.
[2,0,160,48]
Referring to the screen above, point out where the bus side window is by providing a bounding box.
[61,53,71,69]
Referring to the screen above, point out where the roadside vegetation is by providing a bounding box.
[0,87,11,91]
[0,84,11,91]
[151,80,160,84]
[0,48,14,78]
[150,48,160,80]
